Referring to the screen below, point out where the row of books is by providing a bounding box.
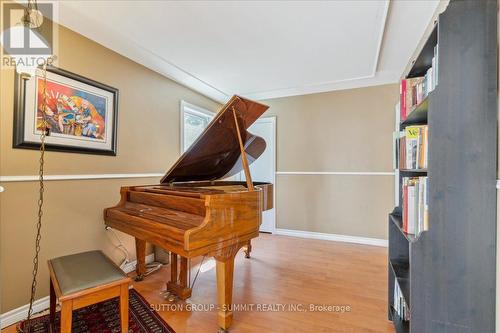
[398,125,428,170]
[393,280,410,321]
[399,44,438,122]
[402,177,429,236]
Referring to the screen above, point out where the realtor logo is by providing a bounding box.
[1,1,57,72]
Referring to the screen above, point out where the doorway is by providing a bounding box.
[239,117,276,233]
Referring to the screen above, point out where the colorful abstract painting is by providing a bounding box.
[37,78,107,140]
[14,66,118,155]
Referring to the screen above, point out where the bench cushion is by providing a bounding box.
[50,250,127,296]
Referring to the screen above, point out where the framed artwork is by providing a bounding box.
[14,66,119,155]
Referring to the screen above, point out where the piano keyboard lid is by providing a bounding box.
[161,95,269,184]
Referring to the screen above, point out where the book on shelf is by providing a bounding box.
[402,176,429,235]
[393,279,410,321]
[398,125,428,170]
[399,43,438,122]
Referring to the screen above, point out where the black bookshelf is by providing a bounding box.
[390,308,410,333]
[388,1,497,332]
[407,26,438,79]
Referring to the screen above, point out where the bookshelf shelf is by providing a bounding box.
[389,308,410,333]
[408,26,438,78]
[388,1,497,332]
[399,169,427,174]
[401,97,428,128]
[389,214,418,243]
[389,260,410,305]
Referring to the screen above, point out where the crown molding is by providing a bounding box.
[242,71,398,101]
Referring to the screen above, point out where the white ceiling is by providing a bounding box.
[56,1,441,103]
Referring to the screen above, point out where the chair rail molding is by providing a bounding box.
[276,171,395,176]
[0,173,164,183]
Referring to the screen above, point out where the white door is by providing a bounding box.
[241,117,276,233]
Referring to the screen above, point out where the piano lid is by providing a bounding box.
[161,95,269,184]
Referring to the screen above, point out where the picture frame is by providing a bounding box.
[14,66,119,156]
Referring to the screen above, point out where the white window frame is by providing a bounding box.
[179,100,215,154]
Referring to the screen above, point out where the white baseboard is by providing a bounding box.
[0,295,50,330]
[122,253,155,274]
[274,228,388,247]
[0,253,155,329]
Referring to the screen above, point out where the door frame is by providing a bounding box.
[252,116,277,234]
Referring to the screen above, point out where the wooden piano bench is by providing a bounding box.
[47,250,131,333]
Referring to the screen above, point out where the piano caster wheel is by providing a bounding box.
[134,274,145,282]
[218,329,228,333]
[244,252,250,259]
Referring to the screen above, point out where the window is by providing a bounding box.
[180,101,214,153]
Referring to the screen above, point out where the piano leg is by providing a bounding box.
[135,238,146,281]
[170,252,178,283]
[244,240,252,259]
[215,251,237,332]
[179,257,189,289]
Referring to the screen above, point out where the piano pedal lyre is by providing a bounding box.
[160,285,170,299]
[166,253,192,300]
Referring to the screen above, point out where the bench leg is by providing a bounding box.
[60,300,72,333]
[49,279,56,332]
[120,284,129,333]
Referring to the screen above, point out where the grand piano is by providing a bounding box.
[104,95,272,332]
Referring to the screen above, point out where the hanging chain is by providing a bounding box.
[22,61,49,333]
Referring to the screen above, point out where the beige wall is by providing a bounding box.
[0,12,398,314]
[0,25,219,312]
[262,84,399,239]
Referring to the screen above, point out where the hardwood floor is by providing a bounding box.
[3,234,395,333]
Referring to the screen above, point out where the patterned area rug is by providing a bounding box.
[18,288,175,333]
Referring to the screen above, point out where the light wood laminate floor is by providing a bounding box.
[3,234,395,333]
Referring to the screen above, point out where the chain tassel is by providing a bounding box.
[21,61,49,333]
